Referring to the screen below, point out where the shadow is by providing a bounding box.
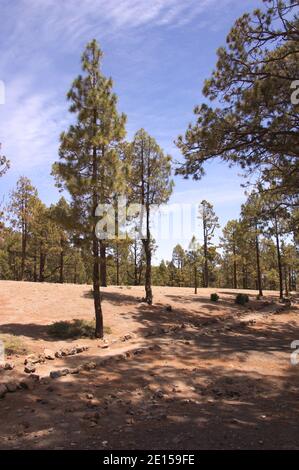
[0,338,298,450]
[0,287,299,449]
[82,289,141,305]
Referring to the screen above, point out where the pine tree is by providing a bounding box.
[7,177,38,280]
[49,197,72,284]
[130,129,173,304]
[187,236,202,294]
[241,194,264,297]
[53,40,126,338]
[198,200,219,288]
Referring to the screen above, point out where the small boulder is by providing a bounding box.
[24,354,45,365]
[60,348,70,357]
[44,349,55,360]
[4,362,14,370]
[24,363,36,374]
[50,369,69,379]
[83,362,96,371]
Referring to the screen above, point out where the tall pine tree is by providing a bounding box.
[53,40,126,337]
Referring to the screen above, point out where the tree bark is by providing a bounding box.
[203,219,209,288]
[194,266,198,294]
[99,241,107,287]
[59,237,64,284]
[39,243,46,282]
[33,249,37,282]
[92,106,103,338]
[274,215,283,299]
[255,223,263,297]
[232,237,237,289]
[143,238,152,304]
[116,244,120,286]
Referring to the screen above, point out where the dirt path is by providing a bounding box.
[0,281,298,449]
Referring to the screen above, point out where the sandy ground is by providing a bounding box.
[0,280,298,449]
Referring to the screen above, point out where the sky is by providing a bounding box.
[0,0,262,263]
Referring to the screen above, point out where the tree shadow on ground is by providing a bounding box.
[0,340,298,450]
[82,288,142,305]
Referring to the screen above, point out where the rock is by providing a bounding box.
[50,369,69,379]
[24,363,36,374]
[44,349,55,360]
[19,379,34,390]
[60,348,70,357]
[133,348,144,355]
[6,381,18,392]
[4,362,14,370]
[122,333,133,342]
[86,393,94,400]
[55,350,62,358]
[67,347,77,356]
[24,354,45,365]
[0,384,7,398]
[165,305,172,312]
[153,389,164,399]
[70,367,80,374]
[83,362,97,371]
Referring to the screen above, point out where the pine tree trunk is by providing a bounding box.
[274,215,283,299]
[203,222,209,288]
[142,198,152,304]
[92,128,103,338]
[285,267,289,297]
[21,227,27,281]
[233,241,237,289]
[194,266,198,294]
[242,263,247,289]
[255,226,263,297]
[99,241,107,287]
[116,244,120,286]
[59,238,64,284]
[142,238,152,304]
[134,242,138,286]
[39,244,46,282]
[93,232,103,338]
[33,249,37,282]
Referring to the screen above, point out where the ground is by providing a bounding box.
[0,280,298,450]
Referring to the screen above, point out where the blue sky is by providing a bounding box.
[0,0,262,263]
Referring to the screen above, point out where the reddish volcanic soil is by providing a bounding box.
[0,281,298,449]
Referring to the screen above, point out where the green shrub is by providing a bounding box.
[48,319,111,339]
[210,293,219,302]
[235,293,249,305]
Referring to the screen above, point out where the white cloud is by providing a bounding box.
[0,78,65,171]
[0,0,250,174]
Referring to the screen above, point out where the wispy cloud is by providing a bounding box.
[0,78,65,171]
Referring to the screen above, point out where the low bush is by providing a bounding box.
[235,293,249,305]
[210,293,219,302]
[48,319,111,339]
